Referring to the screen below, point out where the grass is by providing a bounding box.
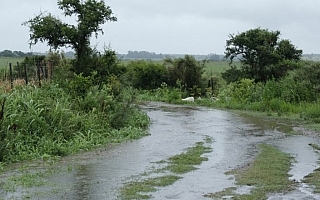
[303,144,320,193]
[0,82,150,163]
[204,60,238,75]
[205,144,295,199]
[303,168,320,193]
[0,57,24,69]
[120,175,182,199]
[165,141,212,173]
[203,187,237,199]
[7,172,47,188]
[120,137,213,199]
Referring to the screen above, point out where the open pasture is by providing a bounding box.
[204,60,239,75]
[0,57,24,69]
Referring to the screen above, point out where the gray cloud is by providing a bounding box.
[1,0,320,54]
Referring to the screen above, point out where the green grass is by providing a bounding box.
[0,83,150,163]
[120,175,182,199]
[234,144,294,192]
[206,144,295,199]
[303,144,320,193]
[120,137,213,199]
[204,60,236,75]
[0,57,24,69]
[165,141,212,173]
[303,168,320,193]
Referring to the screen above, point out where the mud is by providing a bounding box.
[0,101,319,199]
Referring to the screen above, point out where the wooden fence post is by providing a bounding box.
[37,62,41,87]
[9,63,13,89]
[17,62,21,78]
[24,63,28,85]
[47,60,53,80]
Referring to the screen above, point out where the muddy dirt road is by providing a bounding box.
[1,101,320,199]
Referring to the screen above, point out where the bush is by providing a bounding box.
[0,82,149,163]
[218,78,255,104]
[301,104,320,123]
[164,55,205,96]
[125,60,167,90]
[221,65,243,83]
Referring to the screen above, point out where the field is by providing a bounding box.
[0,57,235,77]
[204,60,236,75]
[0,57,24,69]
[120,59,235,75]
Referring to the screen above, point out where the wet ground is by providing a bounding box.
[1,101,320,199]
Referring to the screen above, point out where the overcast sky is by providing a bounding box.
[1,0,320,55]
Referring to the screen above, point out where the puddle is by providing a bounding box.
[0,101,319,199]
[268,136,320,200]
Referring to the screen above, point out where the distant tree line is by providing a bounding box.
[124,51,164,59]
[0,50,33,57]
[121,51,223,61]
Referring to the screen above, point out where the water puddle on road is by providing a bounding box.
[0,101,320,199]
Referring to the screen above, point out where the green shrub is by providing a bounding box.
[0,82,149,163]
[125,60,167,90]
[301,104,320,123]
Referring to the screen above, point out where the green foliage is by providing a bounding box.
[125,60,167,90]
[276,62,320,103]
[23,0,117,75]
[120,139,211,199]
[224,28,302,82]
[137,82,182,103]
[0,82,149,163]
[164,55,206,96]
[225,144,294,199]
[68,73,93,98]
[218,79,256,104]
[301,104,320,123]
[94,48,126,84]
[221,65,243,83]
[303,168,320,193]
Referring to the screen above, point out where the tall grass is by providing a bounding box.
[0,82,150,163]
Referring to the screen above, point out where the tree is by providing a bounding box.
[23,0,117,75]
[125,60,167,90]
[224,28,302,82]
[164,55,205,95]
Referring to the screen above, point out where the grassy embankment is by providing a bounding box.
[0,78,150,165]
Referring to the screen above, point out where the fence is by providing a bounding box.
[1,61,54,89]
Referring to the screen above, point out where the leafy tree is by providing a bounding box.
[23,0,117,75]
[164,55,205,95]
[125,60,167,90]
[94,48,126,85]
[224,28,302,82]
[0,50,16,57]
